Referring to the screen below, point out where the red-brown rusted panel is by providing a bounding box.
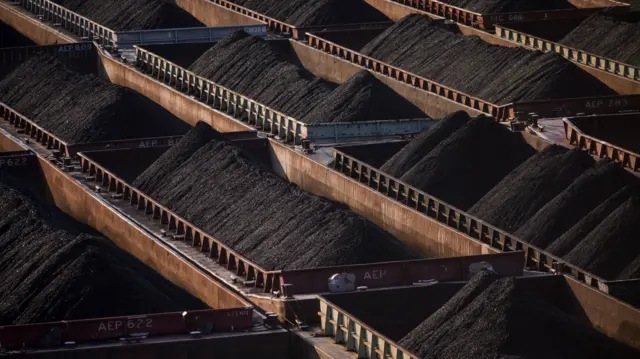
[278,252,524,294]
[0,309,254,349]
[210,308,254,330]
[0,322,67,348]
[479,7,629,30]
[64,313,182,342]
[507,95,640,119]
[68,135,183,155]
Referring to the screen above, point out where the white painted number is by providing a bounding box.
[139,138,180,148]
[97,318,153,332]
[138,140,159,148]
[363,269,387,280]
[227,310,250,317]
[584,99,629,108]
[57,43,91,53]
[0,157,28,167]
[490,14,524,22]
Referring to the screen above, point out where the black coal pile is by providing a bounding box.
[515,160,635,249]
[0,177,205,325]
[227,0,389,26]
[303,71,427,124]
[469,146,593,233]
[360,15,616,104]
[546,185,637,257]
[380,111,470,177]
[619,253,640,280]
[189,32,425,123]
[189,31,334,121]
[51,0,204,30]
[563,197,640,280]
[399,272,639,359]
[400,117,535,210]
[133,122,223,193]
[441,0,575,13]
[560,15,640,67]
[133,125,418,270]
[0,21,34,48]
[399,270,499,353]
[0,54,190,143]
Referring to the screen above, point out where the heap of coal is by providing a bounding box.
[515,160,635,249]
[360,15,616,104]
[399,117,535,210]
[0,175,205,325]
[563,196,640,279]
[51,0,204,30]
[469,146,593,233]
[227,0,389,26]
[188,31,333,120]
[0,54,190,143]
[0,21,34,48]
[380,111,471,177]
[133,122,224,193]
[399,272,639,359]
[441,0,575,13]
[133,124,418,270]
[188,32,426,123]
[560,15,640,67]
[619,252,640,280]
[546,185,637,257]
[303,71,427,124]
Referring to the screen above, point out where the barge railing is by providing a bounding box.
[495,24,640,83]
[12,0,267,49]
[0,102,70,157]
[563,118,640,172]
[78,151,279,293]
[388,0,630,30]
[205,0,392,39]
[305,32,640,120]
[16,0,116,46]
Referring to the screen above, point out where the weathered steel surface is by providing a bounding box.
[278,252,524,295]
[0,308,253,349]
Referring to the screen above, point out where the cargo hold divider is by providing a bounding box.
[278,252,524,295]
[332,148,640,299]
[318,296,420,359]
[563,118,640,172]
